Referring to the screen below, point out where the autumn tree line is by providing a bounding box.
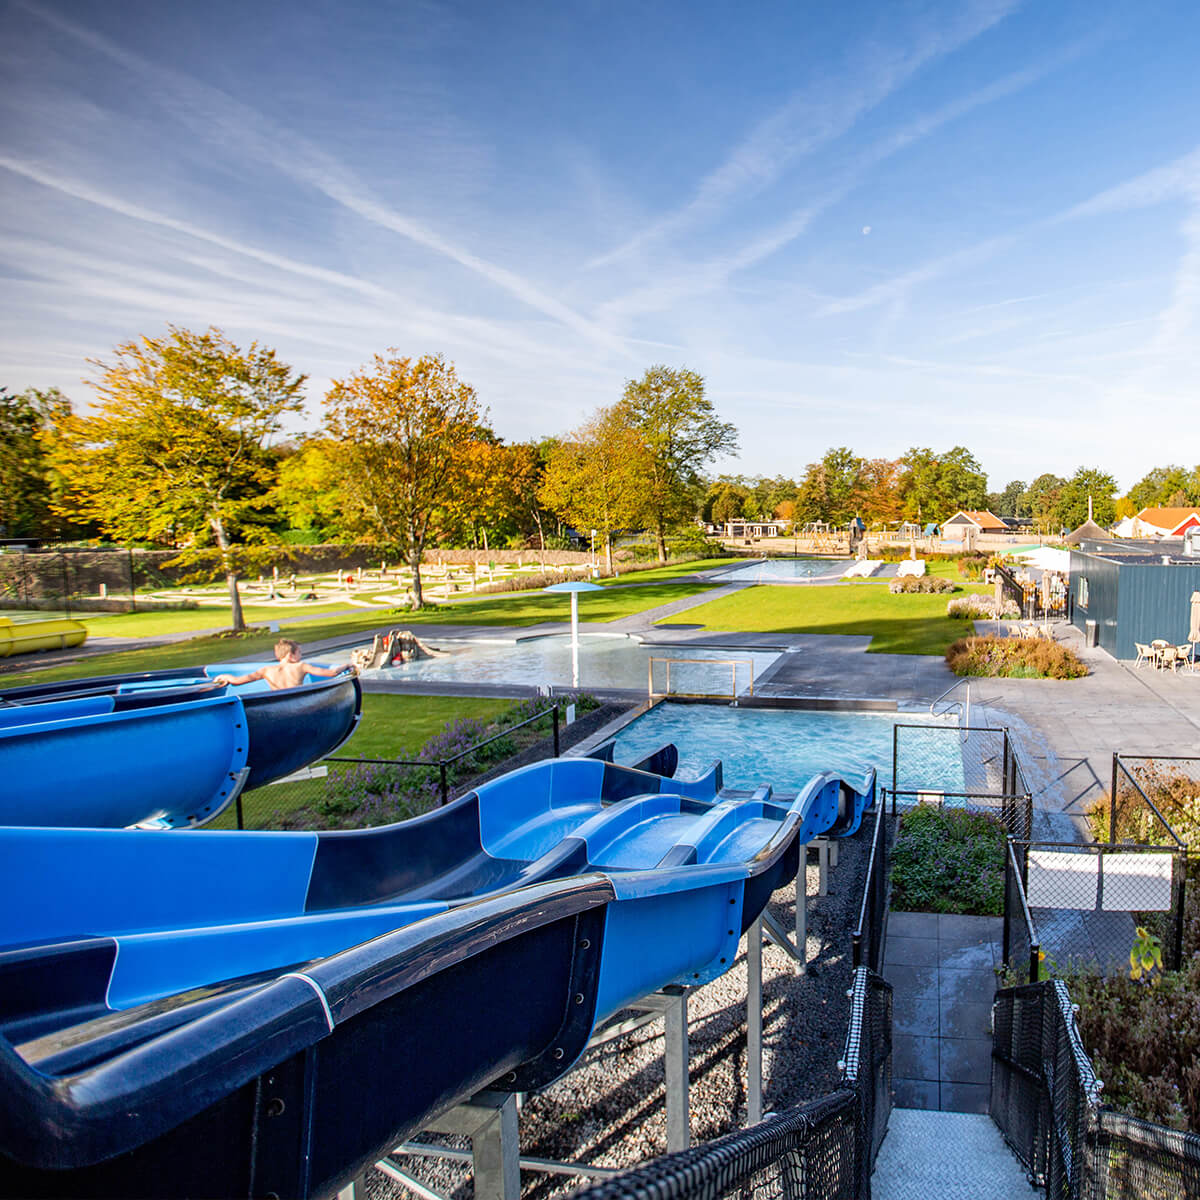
[1,324,1192,621]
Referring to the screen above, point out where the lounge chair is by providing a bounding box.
[896,560,927,578]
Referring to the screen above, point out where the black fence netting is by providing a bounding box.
[1104,754,1195,847]
[991,979,1100,1200]
[851,804,890,973]
[0,547,175,614]
[571,968,892,1200]
[992,979,1200,1200]
[1003,839,1187,979]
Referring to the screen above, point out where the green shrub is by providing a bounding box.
[957,553,989,580]
[888,575,956,594]
[1068,956,1200,1132]
[945,635,1087,679]
[1087,765,1200,847]
[890,805,1006,915]
[946,595,1020,620]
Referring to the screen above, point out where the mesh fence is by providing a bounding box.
[992,980,1200,1200]
[572,968,892,1200]
[891,724,1033,841]
[1003,840,1187,979]
[0,547,174,614]
[212,706,564,831]
[990,979,1101,1199]
[1104,754,1198,847]
[851,806,890,973]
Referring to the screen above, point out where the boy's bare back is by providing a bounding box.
[212,638,354,690]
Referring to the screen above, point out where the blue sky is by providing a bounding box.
[3,0,1199,491]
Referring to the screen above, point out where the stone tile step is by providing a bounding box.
[872,1108,1032,1199]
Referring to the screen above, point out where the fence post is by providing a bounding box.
[851,931,862,968]
[1109,754,1118,845]
[552,704,560,758]
[1002,841,1011,967]
[1003,729,1012,796]
[1030,939,1041,985]
[235,793,245,831]
[1173,853,1186,971]
[439,762,449,807]
[1025,794,1033,844]
[892,726,898,808]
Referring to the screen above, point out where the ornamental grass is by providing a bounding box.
[945,635,1087,679]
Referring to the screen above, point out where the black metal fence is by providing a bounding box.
[1002,838,1187,981]
[991,979,1101,1198]
[0,547,176,614]
[1106,753,1196,847]
[573,967,892,1200]
[991,979,1200,1199]
[851,803,890,972]
[890,723,1034,841]
[220,706,562,831]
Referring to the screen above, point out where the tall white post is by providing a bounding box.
[570,591,580,688]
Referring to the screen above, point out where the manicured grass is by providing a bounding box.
[79,602,371,639]
[597,557,734,585]
[0,611,401,688]
[662,582,990,655]
[405,581,714,626]
[338,693,516,759]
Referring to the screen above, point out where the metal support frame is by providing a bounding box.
[812,837,830,896]
[747,915,764,1125]
[382,988,693,1200]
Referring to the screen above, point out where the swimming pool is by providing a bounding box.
[609,702,964,795]
[714,558,849,583]
[347,635,781,694]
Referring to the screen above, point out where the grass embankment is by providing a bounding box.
[665,582,989,655]
[403,581,714,626]
[596,558,732,584]
[209,693,518,829]
[78,602,368,639]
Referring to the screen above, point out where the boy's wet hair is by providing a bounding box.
[274,638,301,658]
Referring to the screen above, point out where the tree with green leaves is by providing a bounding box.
[1125,463,1200,511]
[1022,473,1067,530]
[898,446,988,521]
[1053,467,1118,531]
[538,406,650,573]
[795,447,864,524]
[0,387,70,538]
[617,366,738,561]
[53,327,304,629]
[324,352,484,607]
[988,479,1027,519]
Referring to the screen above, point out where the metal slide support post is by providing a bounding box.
[815,838,830,896]
[336,1172,368,1200]
[664,991,690,1151]
[796,850,808,975]
[829,837,838,869]
[747,916,764,1125]
[423,1091,520,1200]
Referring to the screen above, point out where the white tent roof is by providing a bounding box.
[1015,547,1071,573]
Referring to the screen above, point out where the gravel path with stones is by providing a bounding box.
[366,823,872,1200]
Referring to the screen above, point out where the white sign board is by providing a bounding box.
[1102,853,1173,912]
[1027,851,1098,909]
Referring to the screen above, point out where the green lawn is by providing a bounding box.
[597,557,734,585]
[79,602,372,639]
[404,581,714,626]
[0,611,403,688]
[211,693,516,829]
[663,583,989,655]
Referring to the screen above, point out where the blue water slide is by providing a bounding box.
[0,666,361,827]
[0,756,874,1196]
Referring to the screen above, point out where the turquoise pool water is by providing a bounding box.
[611,703,964,795]
[714,558,849,583]
[345,635,780,694]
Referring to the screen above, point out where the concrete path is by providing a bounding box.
[884,912,1001,1114]
[873,1109,1030,1199]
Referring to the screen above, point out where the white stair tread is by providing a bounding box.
[872,1109,1034,1200]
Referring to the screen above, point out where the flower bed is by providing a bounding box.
[888,575,956,594]
[946,595,1019,620]
[890,805,1006,915]
[945,635,1087,679]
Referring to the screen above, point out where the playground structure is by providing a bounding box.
[0,666,361,828]
[350,628,449,671]
[0,752,874,1197]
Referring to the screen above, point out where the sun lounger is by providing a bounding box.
[841,559,883,579]
[895,560,927,578]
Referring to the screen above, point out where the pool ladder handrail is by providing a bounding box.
[930,678,970,738]
[647,656,754,701]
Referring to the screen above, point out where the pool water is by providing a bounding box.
[611,703,964,795]
[349,635,781,694]
[714,558,849,583]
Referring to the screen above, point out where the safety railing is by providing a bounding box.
[227,705,562,830]
[647,656,754,700]
[573,966,892,1200]
[851,802,890,972]
[1106,753,1193,847]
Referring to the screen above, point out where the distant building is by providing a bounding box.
[712,520,788,539]
[941,510,1008,545]
[1115,507,1200,538]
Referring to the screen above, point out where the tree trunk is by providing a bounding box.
[605,534,614,573]
[210,513,245,632]
[409,545,423,607]
[533,509,545,551]
[656,518,667,564]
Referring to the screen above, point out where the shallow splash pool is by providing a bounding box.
[713,557,849,584]
[610,702,964,795]
[349,635,781,694]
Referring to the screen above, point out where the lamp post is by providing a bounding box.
[544,580,603,688]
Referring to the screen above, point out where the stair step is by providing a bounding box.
[872,1109,1033,1199]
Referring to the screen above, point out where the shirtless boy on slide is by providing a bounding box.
[213,639,355,691]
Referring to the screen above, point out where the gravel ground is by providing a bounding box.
[366,823,873,1200]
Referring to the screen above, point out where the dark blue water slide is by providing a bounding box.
[0,755,874,1197]
[0,665,362,827]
